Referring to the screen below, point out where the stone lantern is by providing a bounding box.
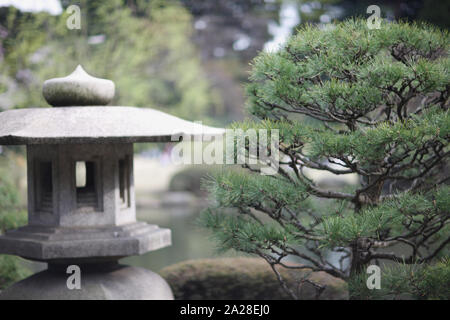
[0,66,224,299]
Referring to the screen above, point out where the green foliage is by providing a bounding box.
[247,19,448,121]
[319,186,449,248]
[199,208,300,254]
[0,162,30,290]
[0,1,222,122]
[0,255,31,290]
[0,178,26,233]
[202,19,449,299]
[348,258,450,300]
[231,106,449,164]
[205,169,308,209]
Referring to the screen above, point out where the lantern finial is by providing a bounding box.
[42,65,115,107]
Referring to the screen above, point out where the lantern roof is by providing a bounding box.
[0,66,224,145]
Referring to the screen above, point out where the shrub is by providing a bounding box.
[160,257,347,300]
[0,157,30,290]
[200,19,449,299]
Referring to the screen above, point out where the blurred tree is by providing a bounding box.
[0,0,222,122]
[0,151,30,290]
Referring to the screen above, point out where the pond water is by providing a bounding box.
[121,205,226,272]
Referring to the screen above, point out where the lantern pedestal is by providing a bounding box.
[0,262,173,300]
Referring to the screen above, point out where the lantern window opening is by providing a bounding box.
[75,160,99,209]
[35,161,53,214]
[118,157,130,209]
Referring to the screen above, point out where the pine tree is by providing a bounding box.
[200,19,450,300]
